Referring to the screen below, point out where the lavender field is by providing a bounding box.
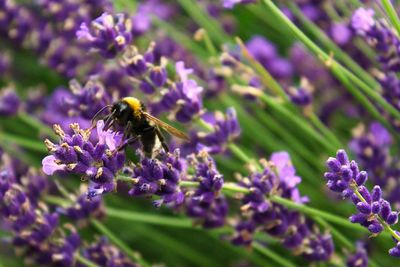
[2,0,400,266]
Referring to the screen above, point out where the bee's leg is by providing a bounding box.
[123,121,133,140]
[155,127,169,153]
[114,135,140,153]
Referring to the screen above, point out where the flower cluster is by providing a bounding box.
[233,152,333,261]
[0,152,80,266]
[77,12,133,58]
[197,107,241,154]
[80,237,138,267]
[185,153,228,228]
[42,120,124,199]
[325,150,400,256]
[129,149,186,207]
[0,87,20,116]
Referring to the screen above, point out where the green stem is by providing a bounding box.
[0,132,47,153]
[382,0,400,36]
[308,113,343,149]
[287,2,378,89]
[75,253,100,267]
[17,112,56,138]
[107,206,193,228]
[91,219,149,267]
[176,0,230,44]
[262,0,400,122]
[253,242,297,267]
[236,37,289,101]
[152,17,208,59]
[258,94,335,153]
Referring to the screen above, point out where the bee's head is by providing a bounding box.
[108,100,132,127]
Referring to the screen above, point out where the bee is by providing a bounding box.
[92,97,189,157]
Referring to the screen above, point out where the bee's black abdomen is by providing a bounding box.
[140,127,157,157]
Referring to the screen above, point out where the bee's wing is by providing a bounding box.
[143,112,190,141]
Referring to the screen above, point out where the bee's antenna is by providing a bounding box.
[91,105,112,126]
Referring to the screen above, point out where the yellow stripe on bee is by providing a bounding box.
[123,97,142,118]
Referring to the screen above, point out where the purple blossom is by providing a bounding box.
[234,152,332,261]
[325,150,400,256]
[77,12,132,58]
[246,36,293,80]
[0,88,20,116]
[80,237,138,267]
[129,149,185,207]
[346,242,368,267]
[58,192,105,224]
[349,122,392,179]
[185,153,228,228]
[1,152,80,267]
[42,121,124,198]
[197,107,241,154]
[222,0,256,9]
[351,8,375,36]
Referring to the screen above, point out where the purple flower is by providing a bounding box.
[42,121,124,198]
[129,149,185,207]
[197,107,241,154]
[325,150,400,256]
[223,0,256,9]
[246,36,293,80]
[351,8,375,36]
[81,237,138,267]
[234,152,332,261]
[1,151,81,266]
[346,242,368,267]
[330,23,352,46]
[185,153,228,228]
[77,12,132,58]
[349,122,391,180]
[152,61,203,123]
[0,88,20,116]
[58,192,105,224]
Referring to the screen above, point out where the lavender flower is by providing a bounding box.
[0,87,20,116]
[80,237,138,267]
[246,36,293,80]
[129,149,185,207]
[58,191,105,224]
[349,122,392,179]
[185,153,228,228]
[234,152,332,261]
[197,107,241,154]
[1,152,81,267]
[223,0,257,9]
[346,242,368,267]
[77,12,132,58]
[325,150,400,256]
[42,121,124,199]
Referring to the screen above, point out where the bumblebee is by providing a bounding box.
[93,97,189,157]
